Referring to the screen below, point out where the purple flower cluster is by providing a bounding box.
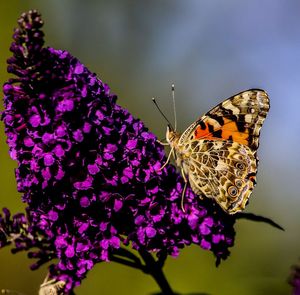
[0,208,29,249]
[1,10,236,292]
[0,208,56,270]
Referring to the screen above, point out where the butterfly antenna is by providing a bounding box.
[171,83,177,131]
[152,97,174,129]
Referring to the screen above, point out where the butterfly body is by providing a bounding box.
[165,89,269,214]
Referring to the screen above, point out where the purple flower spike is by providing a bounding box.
[1,10,236,293]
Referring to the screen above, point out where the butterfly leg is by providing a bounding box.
[180,168,188,212]
[159,147,174,170]
[157,139,169,146]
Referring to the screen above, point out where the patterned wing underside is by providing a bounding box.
[175,89,269,214]
[181,139,257,214]
[179,89,270,152]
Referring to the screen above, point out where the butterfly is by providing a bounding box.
[159,88,270,214]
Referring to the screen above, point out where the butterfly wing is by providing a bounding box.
[178,89,269,214]
[185,139,257,214]
[179,89,269,150]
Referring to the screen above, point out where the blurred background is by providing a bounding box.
[0,1,299,294]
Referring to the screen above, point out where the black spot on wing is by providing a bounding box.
[212,130,222,138]
[236,121,246,132]
[208,124,214,133]
[224,114,237,122]
[208,113,224,125]
[236,115,246,132]
[199,120,206,130]
[218,106,233,116]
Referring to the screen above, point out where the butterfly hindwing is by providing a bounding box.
[183,139,256,214]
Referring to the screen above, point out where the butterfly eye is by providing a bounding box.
[235,179,243,188]
[228,185,238,197]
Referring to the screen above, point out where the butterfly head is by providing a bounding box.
[166,124,180,147]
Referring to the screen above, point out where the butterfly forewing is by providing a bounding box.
[179,89,270,151]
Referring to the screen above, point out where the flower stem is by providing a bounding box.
[139,249,175,295]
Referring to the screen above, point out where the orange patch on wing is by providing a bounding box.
[221,118,249,145]
[194,124,210,139]
[194,118,250,146]
[222,130,249,145]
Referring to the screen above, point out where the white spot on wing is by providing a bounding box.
[223,101,240,115]
[245,114,252,123]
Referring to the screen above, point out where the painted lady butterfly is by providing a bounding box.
[161,88,270,214]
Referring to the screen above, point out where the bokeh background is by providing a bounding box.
[0,1,299,294]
